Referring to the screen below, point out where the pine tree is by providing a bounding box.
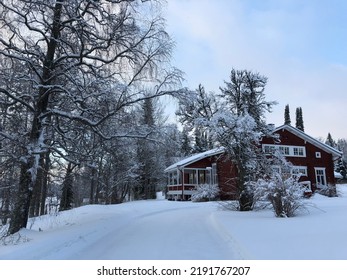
[181,127,192,156]
[284,104,291,125]
[295,107,304,131]
[194,127,208,153]
[136,98,161,199]
[59,163,75,212]
[326,133,336,148]
[336,159,347,179]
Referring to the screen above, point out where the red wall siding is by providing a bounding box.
[262,129,336,188]
[216,155,238,200]
[184,154,238,200]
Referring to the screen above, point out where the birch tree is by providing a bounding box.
[0,0,182,234]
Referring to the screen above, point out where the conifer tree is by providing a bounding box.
[59,163,75,212]
[295,107,304,131]
[326,133,336,148]
[137,98,159,199]
[284,104,291,125]
[181,127,192,156]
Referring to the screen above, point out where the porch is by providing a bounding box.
[166,165,218,201]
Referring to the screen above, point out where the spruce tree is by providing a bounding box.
[181,127,192,156]
[59,163,75,211]
[284,104,291,125]
[295,107,304,131]
[136,98,158,199]
[326,133,336,148]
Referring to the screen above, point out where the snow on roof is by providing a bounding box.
[274,125,343,159]
[164,147,225,172]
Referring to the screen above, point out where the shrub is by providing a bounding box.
[253,174,305,217]
[316,184,338,197]
[191,184,219,202]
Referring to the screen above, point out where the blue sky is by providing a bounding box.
[163,0,347,140]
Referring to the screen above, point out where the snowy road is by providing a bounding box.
[0,199,239,260]
[74,202,236,260]
[2,187,347,260]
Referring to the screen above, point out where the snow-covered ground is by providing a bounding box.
[1,185,347,260]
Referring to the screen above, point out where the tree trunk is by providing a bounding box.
[29,154,45,217]
[89,166,97,204]
[40,153,50,215]
[8,163,33,234]
[7,1,64,234]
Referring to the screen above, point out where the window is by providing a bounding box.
[264,145,276,154]
[291,166,308,176]
[198,170,205,184]
[212,163,218,185]
[168,172,178,185]
[293,147,305,156]
[316,152,321,158]
[279,146,290,155]
[206,167,211,185]
[315,168,326,186]
[188,170,196,184]
[262,144,306,157]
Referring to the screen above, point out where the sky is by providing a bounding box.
[163,0,347,140]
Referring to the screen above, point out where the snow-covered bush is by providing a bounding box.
[253,174,305,217]
[316,184,338,197]
[191,184,219,202]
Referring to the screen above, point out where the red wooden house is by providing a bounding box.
[164,125,342,201]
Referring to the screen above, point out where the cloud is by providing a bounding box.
[165,0,347,139]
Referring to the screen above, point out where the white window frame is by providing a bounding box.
[271,165,307,177]
[262,144,306,157]
[293,147,305,156]
[315,167,327,187]
[279,146,290,156]
[315,152,321,158]
[212,163,218,185]
[291,166,308,177]
[167,170,180,186]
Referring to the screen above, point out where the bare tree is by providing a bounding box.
[0,0,182,234]
[176,84,218,152]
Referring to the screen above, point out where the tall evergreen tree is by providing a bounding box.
[284,104,291,125]
[181,127,192,156]
[295,107,304,131]
[59,163,76,211]
[136,98,163,199]
[194,127,208,153]
[325,133,336,148]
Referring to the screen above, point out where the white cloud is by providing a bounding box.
[165,0,347,139]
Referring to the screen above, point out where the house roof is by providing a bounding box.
[274,124,343,160]
[164,147,225,173]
